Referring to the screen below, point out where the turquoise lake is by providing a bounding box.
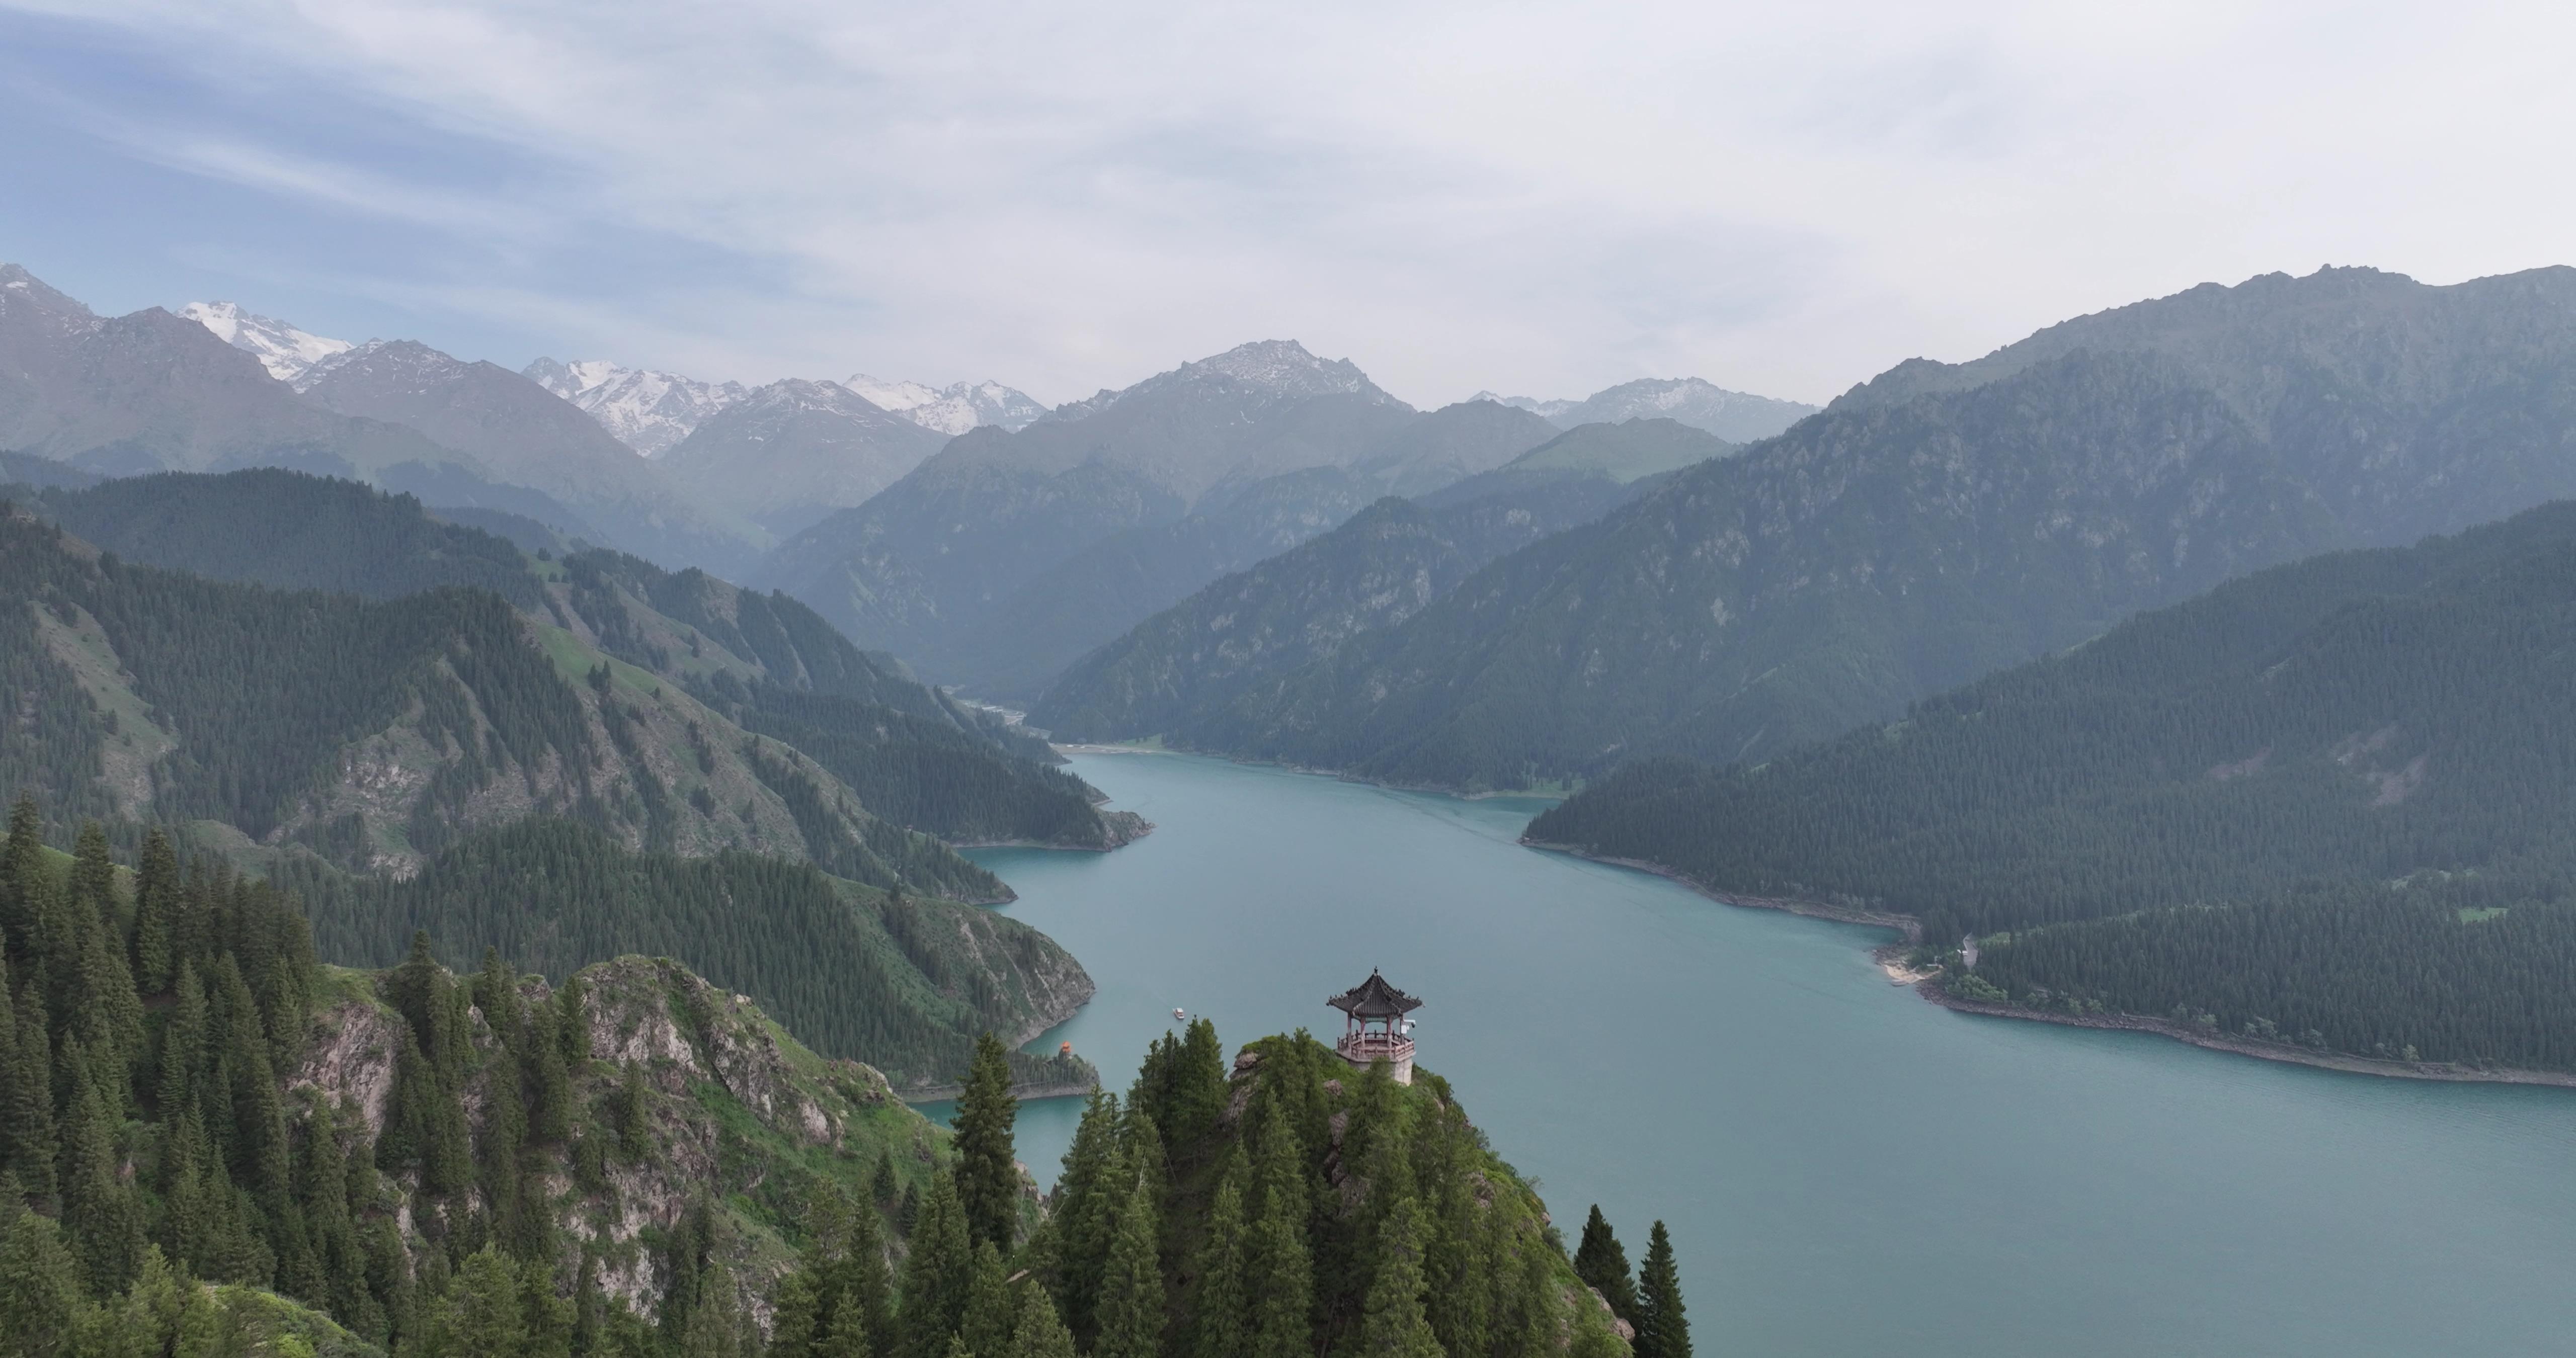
[939,752,2576,1356]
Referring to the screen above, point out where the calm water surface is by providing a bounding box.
[938,752,2576,1357]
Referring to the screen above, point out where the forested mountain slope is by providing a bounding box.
[1528,499,2576,1073]
[23,468,1142,852]
[1188,265,2576,791]
[928,399,1563,698]
[0,503,1006,895]
[0,809,998,1356]
[1033,424,1706,745]
[1,810,1647,1357]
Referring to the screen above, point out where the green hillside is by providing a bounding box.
[1528,499,2576,1072]
[0,806,1651,1358]
[1186,266,2576,791]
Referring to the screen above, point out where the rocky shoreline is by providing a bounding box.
[1523,840,2576,1090]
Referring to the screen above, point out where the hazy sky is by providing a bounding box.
[3,1,2569,407]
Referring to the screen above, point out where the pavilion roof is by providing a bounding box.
[1327,969,1423,1019]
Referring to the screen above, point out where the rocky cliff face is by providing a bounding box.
[293,955,953,1322]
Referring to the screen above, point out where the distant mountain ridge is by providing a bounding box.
[658,377,950,537]
[178,299,352,381]
[758,338,1439,685]
[844,372,1048,435]
[1032,423,1707,746]
[298,337,763,575]
[1479,376,1816,442]
[522,356,748,456]
[1156,266,2576,791]
[10,468,1144,877]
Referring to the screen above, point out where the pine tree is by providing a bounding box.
[66,823,117,936]
[155,963,208,1126]
[1044,1088,1119,1345]
[870,1151,899,1209]
[129,830,178,995]
[6,984,57,1199]
[1091,1175,1163,1358]
[957,1241,1012,1358]
[1357,1196,1441,1358]
[555,976,592,1067]
[1004,1285,1076,1358]
[897,1173,974,1358]
[614,1061,651,1162]
[1167,1018,1227,1155]
[0,796,44,953]
[953,1032,1019,1254]
[1632,1221,1691,1358]
[1189,1170,1251,1358]
[0,1190,86,1357]
[434,1245,530,1357]
[1573,1205,1638,1324]
[55,1041,147,1296]
[1245,1120,1314,1358]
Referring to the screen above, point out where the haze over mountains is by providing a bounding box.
[1046,266,2576,790]
[1479,376,1817,442]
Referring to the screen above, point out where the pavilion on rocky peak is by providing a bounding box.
[1328,968,1422,1084]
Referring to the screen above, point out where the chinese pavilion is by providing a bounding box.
[1327,969,1423,1084]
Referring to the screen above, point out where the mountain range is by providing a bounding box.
[1,467,1143,887]
[1057,266,2576,791]
[1479,376,1817,442]
[758,343,1588,694]
[522,357,749,457]
[1032,418,1732,742]
[1529,495,2576,1073]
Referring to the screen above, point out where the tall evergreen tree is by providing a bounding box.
[1633,1221,1691,1358]
[1357,1197,1441,1358]
[0,1191,86,1358]
[1189,1170,1251,1358]
[1245,1121,1313,1358]
[1005,1285,1076,1358]
[1044,1088,1120,1344]
[55,1042,147,1296]
[957,1241,1012,1358]
[7,984,57,1199]
[1166,1018,1227,1155]
[897,1173,974,1358]
[953,1032,1019,1254]
[1573,1206,1638,1324]
[1091,1175,1164,1358]
[128,829,178,995]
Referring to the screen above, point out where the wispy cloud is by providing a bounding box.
[4,0,2571,404]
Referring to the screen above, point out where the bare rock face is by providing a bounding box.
[290,982,406,1137]
[290,953,938,1328]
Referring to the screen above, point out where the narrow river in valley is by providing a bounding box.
[935,752,2576,1357]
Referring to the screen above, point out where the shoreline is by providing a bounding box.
[1524,840,2576,1090]
[900,1078,1094,1105]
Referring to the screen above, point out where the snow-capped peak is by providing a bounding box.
[180,300,352,382]
[522,358,748,457]
[844,374,1047,436]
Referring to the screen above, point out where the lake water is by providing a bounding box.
[939,752,2576,1357]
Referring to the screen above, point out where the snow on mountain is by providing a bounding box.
[522,358,748,457]
[179,301,353,383]
[844,373,1047,436]
[1474,378,1817,443]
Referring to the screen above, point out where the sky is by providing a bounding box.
[2,1,2570,409]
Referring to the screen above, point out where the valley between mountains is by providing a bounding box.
[9,254,2576,1358]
